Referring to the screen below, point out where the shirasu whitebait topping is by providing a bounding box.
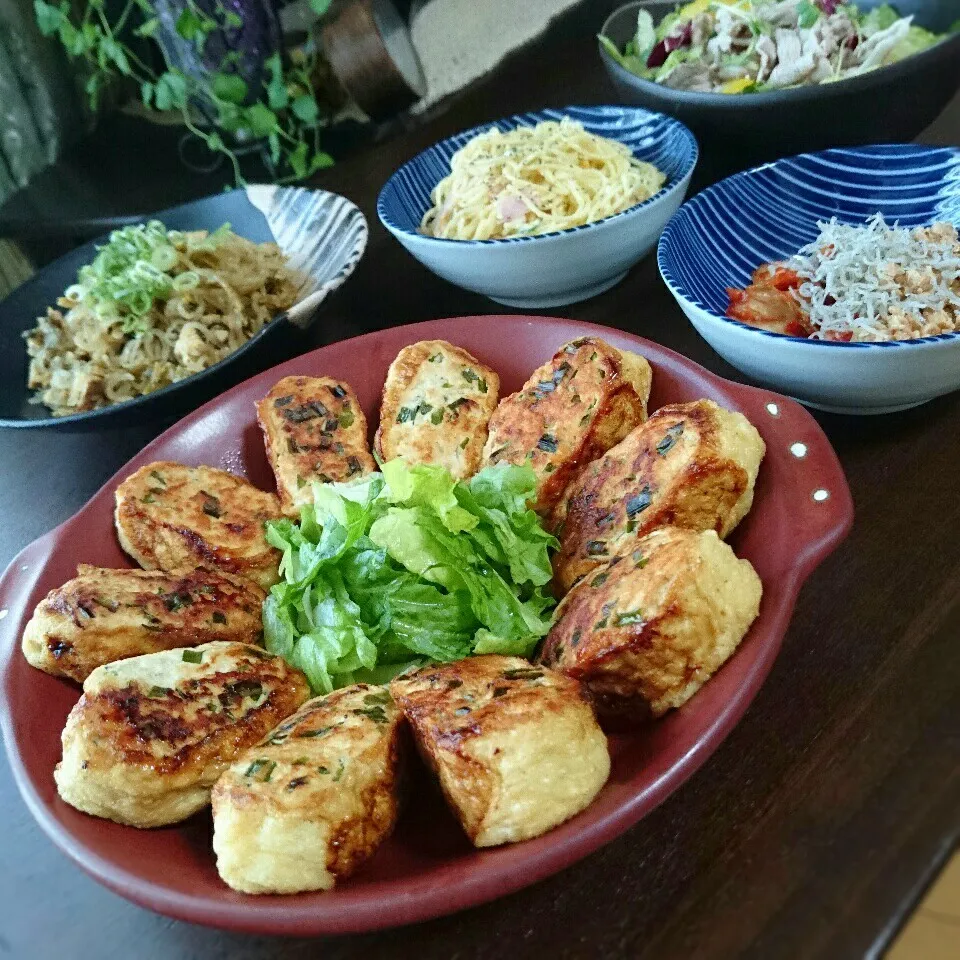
[790,215,960,341]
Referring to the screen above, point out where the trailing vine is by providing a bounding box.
[34,0,335,184]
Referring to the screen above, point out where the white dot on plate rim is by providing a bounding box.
[812,489,830,502]
[790,442,808,458]
[766,403,780,416]
[0,609,6,621]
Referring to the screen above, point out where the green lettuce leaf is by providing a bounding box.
[655,45,704,82]
[634,8,656,60]
[860,4,901,33]
[262,459,557,692]
[888,24,943,61]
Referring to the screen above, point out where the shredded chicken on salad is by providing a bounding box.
[726,216,960,342]
[600,0,955,93]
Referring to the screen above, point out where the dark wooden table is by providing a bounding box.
[2,3,959,957]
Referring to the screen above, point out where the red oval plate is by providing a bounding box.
[0,316,852,935]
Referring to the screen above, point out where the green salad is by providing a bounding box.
[600,1,956,94]
[262,459,558,693]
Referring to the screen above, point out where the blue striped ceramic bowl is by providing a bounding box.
[378,105,698,308]
[658,144,960,415]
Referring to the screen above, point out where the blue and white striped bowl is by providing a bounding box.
[378,105,698,308]
[658,144,960,415]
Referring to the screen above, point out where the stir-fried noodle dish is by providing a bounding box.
[25,221,301,416]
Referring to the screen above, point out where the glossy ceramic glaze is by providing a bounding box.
[0,185,367,428]
[0,315,852,935]
[377,106,698,307]
[658,144,960,414]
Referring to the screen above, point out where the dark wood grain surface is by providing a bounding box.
[2,2,959,957]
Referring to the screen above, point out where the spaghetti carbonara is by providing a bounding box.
[24,221,301,417]
[420,118,667,240]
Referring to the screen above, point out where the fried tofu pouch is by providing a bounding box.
[21,565,265,684]
[257,376,375,518]
[539,527,762,720]
[390,655,609,847]
[55,641,310,827]
[552,399,765,593]
[375,340,499,480]
[481,337,652,515]
[212,684,404,894]
[115,461,283,590]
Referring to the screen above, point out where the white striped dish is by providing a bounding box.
[658,144,960,415]
[245,184,367,328]
[378,105,698,308]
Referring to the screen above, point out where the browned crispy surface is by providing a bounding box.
[551,399,765,593]
[21,564,264,683]
[114,461,283,590]
[212,684,404,894]
[54,641,310,827]
[391,655,609,847]
[481,337,652,515]
[375,340,500,479]
[540,527,762,721]
[257,376,375,517]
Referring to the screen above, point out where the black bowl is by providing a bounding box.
[599,1,960,171]
[0,186,367,429]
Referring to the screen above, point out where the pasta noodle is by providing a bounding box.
[24,222,301,416]
[421,118,666,240]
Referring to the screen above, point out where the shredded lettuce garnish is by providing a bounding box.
[262,460,558,694]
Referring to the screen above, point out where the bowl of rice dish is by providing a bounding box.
[657,143,960,415]
[377,105,698,308]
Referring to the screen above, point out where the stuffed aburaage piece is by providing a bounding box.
[55,641,309,828]
[551,399,764,593]
[114,462,283,590]
[21,565,265,684]
[540,527,762,721]
[391,655,609,847]
[258,375,375,517]
[481,337,652,515]
[213,684,405,894]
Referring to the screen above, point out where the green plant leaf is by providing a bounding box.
[34,0,63,36]
[85,73,102,111]
[216,101,245,132]
[101,35,131,74]
[154,70,188,111]
[291,94,319,124]
[309,0,333,15]
[244,103,278,137]
[175,8,203,40]
[268,130,281,164]
[141,81,154,107]
[207,132,225,152]
[135,16,159,37]
[212,72,248,104]
[288,140,308,179]
[265,52,289,110]
[309,151,335,174]
[58,21,84,55]
[223,10,242,28]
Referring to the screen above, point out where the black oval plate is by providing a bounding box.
[0,186,366,428]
